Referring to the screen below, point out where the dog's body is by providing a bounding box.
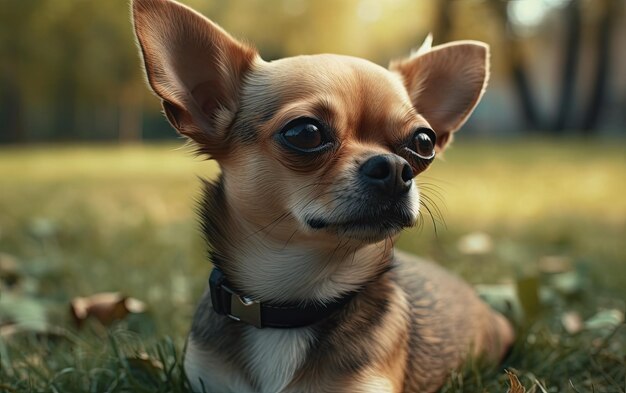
[132,0,514,391]
[185,225,511,393]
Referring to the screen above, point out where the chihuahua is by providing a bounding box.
[132,0,514,392]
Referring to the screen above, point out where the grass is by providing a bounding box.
[0,140,624,392]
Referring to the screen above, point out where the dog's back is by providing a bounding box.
[395,251,514,392]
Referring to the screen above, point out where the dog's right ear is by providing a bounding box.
[390,39,489,152]
[132,0,258,154]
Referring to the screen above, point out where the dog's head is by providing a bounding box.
[133,0,489,245]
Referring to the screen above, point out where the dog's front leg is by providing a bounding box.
[348,344,409,393]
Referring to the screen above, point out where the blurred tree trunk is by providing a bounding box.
[0,67,25,143]
[510,47,542,131]
[0,1,37,143]
[118,86,143,143]
[53,32,79,141]
[54,74,78,141]
[488,0,542,131]
[581,0,616,134]
[552,0,581,133]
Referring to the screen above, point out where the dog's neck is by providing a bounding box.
[200,177,394,305]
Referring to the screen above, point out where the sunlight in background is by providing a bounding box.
[357,0,383,23]
[508,0,569,28]
[509,0,546,27]
[2,0,623,142]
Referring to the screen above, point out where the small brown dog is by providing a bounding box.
[132,0,514,391]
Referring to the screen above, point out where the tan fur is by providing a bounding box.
[353,285,410,393]
[132,1,514,392]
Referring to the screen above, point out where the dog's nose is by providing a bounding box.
[359,154,413,196]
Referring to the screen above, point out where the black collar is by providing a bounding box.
[209,267,358,329]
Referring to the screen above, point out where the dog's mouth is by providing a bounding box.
[306,204,415,241]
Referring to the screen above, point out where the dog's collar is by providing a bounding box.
[209,267,359,329]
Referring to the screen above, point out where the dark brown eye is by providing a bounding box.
[413,128,436,159]
[282,122,324,151]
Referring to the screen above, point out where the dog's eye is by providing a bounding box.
[282,122,324,151]
[413,128,436,159]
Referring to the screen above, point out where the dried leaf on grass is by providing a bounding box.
[515,276,541,320]
[70,292,147,328]
[505,370,526,393]
[0,293,47,332]
[561,311,583,334]
[0,323,72,343]
[548,271,584,296]
[475,284,523,323]
[0,253,20,288]
[584,309,624,330]
[126,351,164,382]
[129,352,164,370]
[538,255,572,274]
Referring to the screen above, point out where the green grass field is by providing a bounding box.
[0,140,624,392]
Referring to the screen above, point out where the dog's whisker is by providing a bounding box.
[292,189,339,212]
[420,193,447,229]
[241,212,289,240]
[419,200,439,236]
[418,184,447,201]
[326,236,350,264]
[420,200,446,229]
[283,181,335,198]
[416,210,425,233]
[262,213,295,239]
[281,228,299,250]
[305,193,349,223]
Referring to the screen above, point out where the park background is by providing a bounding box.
[1,0,624,392]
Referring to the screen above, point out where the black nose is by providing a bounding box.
[359,154,413,196]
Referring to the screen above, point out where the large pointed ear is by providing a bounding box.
[132,0,258,154]
[390,40,489,151]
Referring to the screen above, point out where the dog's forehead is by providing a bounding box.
[250,54,409,102]
[239,54,418,139]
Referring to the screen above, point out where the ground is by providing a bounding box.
[0,140,624,392]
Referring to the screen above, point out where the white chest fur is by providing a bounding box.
[243,326,315,392]
[185,340,255,393]
[185,326,314,393]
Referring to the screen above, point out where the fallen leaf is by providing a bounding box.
[124,297,148,314]
[29,217,58,239]
[548,271,584,296]
[506,370,526,393]
[538,255,572,274]
[70,292,147,328]
[0,293,47,331]
[561,311,583,334]
[457,231,494,255]
[0,253,20,288]
[475,284,523,323]
[515,275,541,320]
[126,352,164,388]
[584,309,624,330]
[128,352,164,371]
[0,323,71,343]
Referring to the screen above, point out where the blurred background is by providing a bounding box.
[0,1,624,391]
[1,0,625,142]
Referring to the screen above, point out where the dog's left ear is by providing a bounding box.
[132,0,258,155]
[390,40,489,151]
